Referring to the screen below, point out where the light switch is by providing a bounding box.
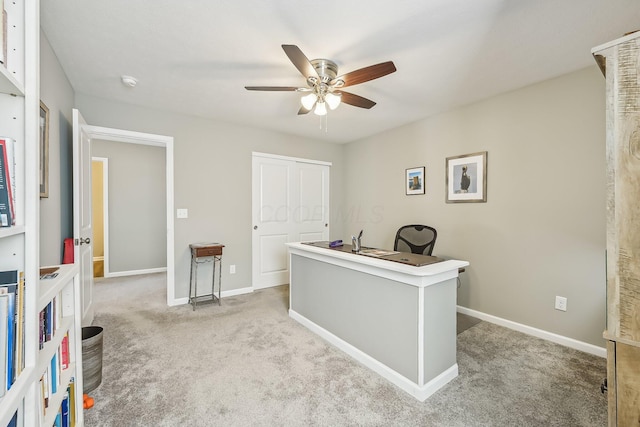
[177,208,188,219]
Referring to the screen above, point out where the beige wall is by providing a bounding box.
[39,31,75,265]
[74,94,345,298]
[342,66,607,346]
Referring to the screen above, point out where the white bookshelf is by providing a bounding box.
[36,264,83,426]
[0,1,84,426]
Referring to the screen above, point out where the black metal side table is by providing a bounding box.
[188,243,224,310]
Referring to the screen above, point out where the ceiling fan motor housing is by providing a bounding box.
[310,59,338,83]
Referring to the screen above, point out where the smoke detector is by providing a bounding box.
[121,75,138,88]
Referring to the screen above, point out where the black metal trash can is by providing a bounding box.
[81,326,104,393]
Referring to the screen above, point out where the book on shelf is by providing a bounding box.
[68,377,76,427]
[0,139,13,227]
[0,293,8,397]
[0,138,15,220]
[35,333,75,422]
[60,332,69,369]
[39,307,45,349]
[2,138,16,225]
[61,391,70,427]
[50,352,58,394]
[47,299,54,339]
[7,411,17,427]
[40,294,61,340]
[0,269,17,391]
[39,351,64,417]
[15,271,24,376]
[43,365,49,408]
[0,269,24,395]
[39,298,59,348]
[38,374,46,414]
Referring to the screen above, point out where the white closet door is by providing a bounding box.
[252,156,294,289]
[293,162,329,242]
[252,154,330,289]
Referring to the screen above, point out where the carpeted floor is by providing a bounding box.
[83,273,607,426]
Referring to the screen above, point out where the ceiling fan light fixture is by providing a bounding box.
[301,93,317,110]
[325,92,341,110]
[314,100,327,116]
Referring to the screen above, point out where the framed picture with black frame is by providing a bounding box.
[445,151,487,203]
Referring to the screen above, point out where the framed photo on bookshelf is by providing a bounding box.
[445,151,487,203]
[39,101,49,198]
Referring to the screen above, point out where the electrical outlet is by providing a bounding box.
[177,208,188,219]
[230,265,236,274]
[555,296,567,312]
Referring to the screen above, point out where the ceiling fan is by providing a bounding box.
[245,45,397,116]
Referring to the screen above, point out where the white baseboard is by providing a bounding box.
[170,297,188,306]
[105,267,167,278]
[289,309,458,402]
[222,286,254,298]
[457,306,606,358]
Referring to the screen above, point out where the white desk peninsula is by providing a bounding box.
[286,241,469,401]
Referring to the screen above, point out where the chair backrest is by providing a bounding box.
[394,224,437,256]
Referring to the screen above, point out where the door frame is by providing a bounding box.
[82,125,177,306]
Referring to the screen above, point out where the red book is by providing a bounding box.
[60,333,69,369]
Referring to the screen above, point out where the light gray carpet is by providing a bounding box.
[84,273,607,426]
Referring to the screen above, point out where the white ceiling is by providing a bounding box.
[41,1,640,144]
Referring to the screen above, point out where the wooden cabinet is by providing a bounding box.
[592,31,640,426]
[615,343,640,425]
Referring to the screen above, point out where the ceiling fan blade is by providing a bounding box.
[282,44,319,80]
[338,91,377,109]
[245,86,300,91]
[298,106,311,115]
[331,61,396,87]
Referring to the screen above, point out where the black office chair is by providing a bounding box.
[394,225,437,256]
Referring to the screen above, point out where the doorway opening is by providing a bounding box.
[91,140,167,278]
[91,157,108,278]
[75,113,177,311]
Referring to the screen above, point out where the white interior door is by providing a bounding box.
[252,153,330,290]
[252,156,293,289]
[72,109,94,326]
[294,162,329,242]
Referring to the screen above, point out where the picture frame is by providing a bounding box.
[39,101,49,198]
[445,151,487,203]
[405,166,425,195]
